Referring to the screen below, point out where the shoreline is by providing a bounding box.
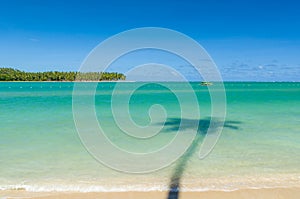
[0,81,300,83]
[0,80,134,83]
[2,187,300,199]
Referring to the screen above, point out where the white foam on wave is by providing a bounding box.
[1,183,299,193]
[0,184,168,193]
[1,175,300,193]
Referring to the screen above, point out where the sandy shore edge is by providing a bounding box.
[1,187,300,199]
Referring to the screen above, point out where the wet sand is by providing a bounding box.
[2,187,300,199]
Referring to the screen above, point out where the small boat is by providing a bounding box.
[200,82,213,86]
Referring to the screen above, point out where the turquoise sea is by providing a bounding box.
[0,82,300,192]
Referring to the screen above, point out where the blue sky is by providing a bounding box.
[0,0,299,81]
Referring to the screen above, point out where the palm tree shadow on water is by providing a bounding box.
[162,117,241,199]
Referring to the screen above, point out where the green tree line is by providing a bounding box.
[0,68,126,81]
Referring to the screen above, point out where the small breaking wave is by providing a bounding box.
[1,183,298,193]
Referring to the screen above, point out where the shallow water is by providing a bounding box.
[0,82,300,192]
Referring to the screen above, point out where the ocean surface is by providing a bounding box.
[0,82,300,192]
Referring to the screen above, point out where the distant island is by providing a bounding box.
[0,68,126,81]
